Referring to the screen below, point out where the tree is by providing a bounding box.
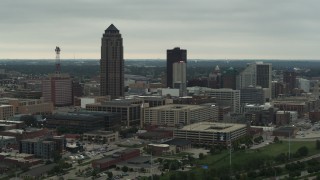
[53,151,62,163]
[317,140,320,150]
[21,115,37,127]
[296,146,309,157]
[157,158,163,164]
[121,166,128,172]
[274,136,279,143]
[199,153,205,160]
[140,167,146,173]
[107,172,113,179]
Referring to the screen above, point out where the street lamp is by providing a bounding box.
[288,131,291,160]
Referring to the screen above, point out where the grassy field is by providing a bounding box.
[152,141,320,180]
[196,140,320,169]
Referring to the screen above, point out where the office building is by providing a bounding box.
[0,136,16,148]
[167,47,187,88]
[172,61,187,96]
[273,96,320,117]
[222,67,238,90]
[42,75,72,106]
[0,105,14,120]
[20,136,65,159]
[297,78,310,93]
[86,98,142,126]
[272,81,285,99]
[240,86,265,105]
[45,113,105,133]
[100,24,124,98]
[173,122,247,146]
[276,111,298,125]
[187,87,240,113]
[143,104,216,127]
[92,149,140,171]
[208,65,221,89]
[283,70,297,95]
[205,88,240,113]
[0,98,53,115]
[76,111,121,131]
[137,96,172,107]
[238,62,272,101]
[82,130,119,143]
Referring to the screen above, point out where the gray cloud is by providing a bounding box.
[0,0,319,59]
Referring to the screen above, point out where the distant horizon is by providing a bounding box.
[1,1,320,60]
[0,58,319,61]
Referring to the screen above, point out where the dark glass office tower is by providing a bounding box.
[166,47,187,88]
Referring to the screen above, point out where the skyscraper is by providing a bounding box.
[283,70,297,95]
[172,61,187,96]
[238,62,272,101]
[100,24,124,98]
[167,47,187,88]
[208,65,221,89]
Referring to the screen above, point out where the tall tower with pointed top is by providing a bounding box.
[100,24,124,98]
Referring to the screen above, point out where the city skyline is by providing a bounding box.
[1,0,320,60]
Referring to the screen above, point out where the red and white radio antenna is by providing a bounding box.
[55,46,61,74]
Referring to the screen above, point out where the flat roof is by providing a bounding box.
[20,163,56,177]
[0,120,24,124]
[94,157,116,164]
[0,105,12,107]
[84,130,115,136]
[49,113,101,121]
[148,104,207,111]
[177,122,247,133]
[164,138,191,146]
[148,144,169,148]
[0,136,16,140]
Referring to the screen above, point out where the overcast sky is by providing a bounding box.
[0,0,319,60]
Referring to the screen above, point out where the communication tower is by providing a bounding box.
[55,46,61,74]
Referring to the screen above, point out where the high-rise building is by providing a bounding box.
[272,81,285,99]
[42,47,72,107]
[297,78,310,93]
[208,65,221,89]
[167,47,187,88]
[222,67,238,90]
[240,86,265,105]
[42,75,73,106]
[188,87,241,113]
[238,62,272,101]
[100,24,124,98]
[172,61,187,96]
[283,70,297,95]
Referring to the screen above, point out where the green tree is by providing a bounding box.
[317,140,320,150]
[121,166,128,172]
[53,151,62,163]
[296,146,309,157]
[199,153,205,160]
[107,171,113,179]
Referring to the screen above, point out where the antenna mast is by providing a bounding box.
[55,46,61,75]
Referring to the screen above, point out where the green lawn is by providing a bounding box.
[196,140,320,169]
[155,141,320,180]
[259,140,319,156]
